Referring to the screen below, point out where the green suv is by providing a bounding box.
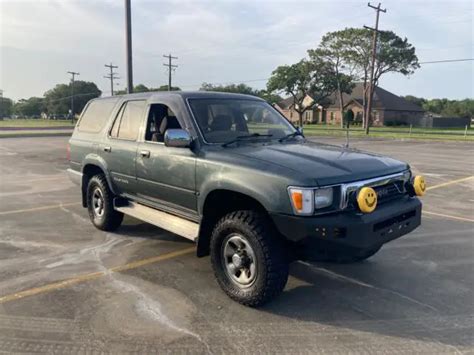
[68,91,425,306]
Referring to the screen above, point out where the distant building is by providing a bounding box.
[275,83,425,126]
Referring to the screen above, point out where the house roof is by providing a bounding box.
[325,83,424,112]
[278,84,424,112]
[276,96,297,110]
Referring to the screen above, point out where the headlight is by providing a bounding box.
[288,186,335,215]
[314,187,333,209]
[288,187,314,215]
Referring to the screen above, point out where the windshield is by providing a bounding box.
[188,98,296,144]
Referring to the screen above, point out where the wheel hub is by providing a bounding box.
[92,188,105,217]
[223,234,257,288]
[231,254,243,268]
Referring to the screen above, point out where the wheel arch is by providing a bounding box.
[81,158,115,207]
[197,189,270,257]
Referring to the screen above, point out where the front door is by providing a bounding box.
[135,102,197,215]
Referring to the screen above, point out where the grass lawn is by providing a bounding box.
[0,119,75,128]
[302,125,473,141]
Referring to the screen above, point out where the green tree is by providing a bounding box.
[256,89,283,104]
[199,83,281,103]
[115,84,181,95]
[308,30,357,127]
[152,85,181,91]
[134,84,150,93]
[332,28,419,130]
[422,98,474,118]
[44,81,101,115]
[200,82,258,95]
[12,97,45,117]
[0,96,14,118]
[443,99,473,118]
[267,59,338,127]
[403,95,426,108]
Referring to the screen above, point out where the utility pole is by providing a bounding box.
[363,2,386,134]
[163,54,178,91]
[67,71,80,123]
[104,63,119,96]
[125,0,133,93]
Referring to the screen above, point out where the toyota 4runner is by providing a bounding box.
[68,91,426,306]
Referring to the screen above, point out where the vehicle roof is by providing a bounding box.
[96,91,266,102]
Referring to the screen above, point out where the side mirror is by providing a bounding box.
[164,129,192,148]
[297,126,304,135]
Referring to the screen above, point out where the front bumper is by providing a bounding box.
[271,197,421,254]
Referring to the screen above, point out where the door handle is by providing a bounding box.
[139,150,150,158]
[103,146,111,152]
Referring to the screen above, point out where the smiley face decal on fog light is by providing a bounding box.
[413,175,426,196]
[357,187,378,213]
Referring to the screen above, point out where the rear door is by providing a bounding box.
[100,99,147,196]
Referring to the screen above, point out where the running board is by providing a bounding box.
[115,201,199,242]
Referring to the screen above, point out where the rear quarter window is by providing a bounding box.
[77,98,119,133]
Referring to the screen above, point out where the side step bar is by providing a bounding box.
[115,201,199,242]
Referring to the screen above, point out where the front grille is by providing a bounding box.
[339,171,411,211]
[373,181,405,204]
[345,180,407,209]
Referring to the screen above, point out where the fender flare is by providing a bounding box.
[81,154,116,206]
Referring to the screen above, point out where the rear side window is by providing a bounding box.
[110,100,147,140]
[77,98,119,133]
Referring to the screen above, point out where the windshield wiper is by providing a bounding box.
[278,131,303,142]
[222,133,273,147]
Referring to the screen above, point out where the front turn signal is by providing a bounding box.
[288,187,314,215]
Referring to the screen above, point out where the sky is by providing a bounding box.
[0,0,473,101]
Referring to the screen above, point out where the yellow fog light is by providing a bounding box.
[413,175,426,196]
[357,187,377,213]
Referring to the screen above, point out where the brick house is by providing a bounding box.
[275,83,425,126]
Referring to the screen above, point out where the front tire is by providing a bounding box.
[86,174,123,231]
[210,210,289,307]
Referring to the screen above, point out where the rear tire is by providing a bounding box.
[86,174,123,231]
[210,210,289,307]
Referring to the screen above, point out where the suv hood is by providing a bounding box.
[227,141,409,186]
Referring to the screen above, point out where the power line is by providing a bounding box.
[67,71,79,123]
[178,78,269,88]
[104,63,119,96]
[163,54,178,91]
[176,56,471,89]
[45,92,99,103]
[417,44,474,51]
[418,58,474,64]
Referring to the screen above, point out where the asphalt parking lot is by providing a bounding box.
[0,136,473,353]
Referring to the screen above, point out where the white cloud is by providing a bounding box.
[0,0,472,100]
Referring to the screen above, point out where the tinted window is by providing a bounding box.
[111,100,146,140]
[78,98,119,133]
